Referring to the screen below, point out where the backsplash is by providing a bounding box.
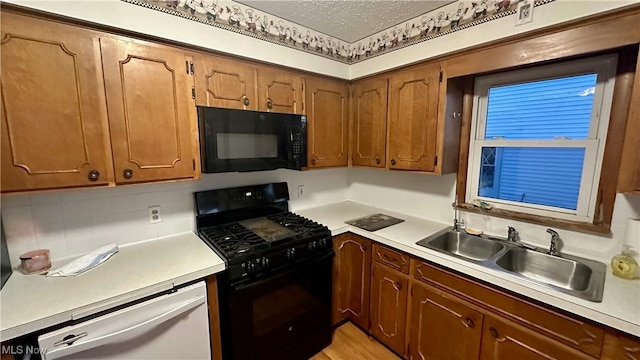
[347,168,640,263]
[0,168,347,265]
[2,166,638,267]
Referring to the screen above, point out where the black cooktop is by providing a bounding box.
[199,211,328,260]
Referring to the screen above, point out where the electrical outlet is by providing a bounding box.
[148,205,162,224]
[297,185,305,199]
[515,0,534,26]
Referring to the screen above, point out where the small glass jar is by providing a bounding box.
[19,249,51,274]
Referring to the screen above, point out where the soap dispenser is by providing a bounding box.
[611,245,638,280]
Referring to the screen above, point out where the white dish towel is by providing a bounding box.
[47,244,119,277]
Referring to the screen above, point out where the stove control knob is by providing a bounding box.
[286,248,296,261]
[260,257,270,270]
[245,261,257,275]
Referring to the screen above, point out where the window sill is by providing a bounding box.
[456,203,611,235]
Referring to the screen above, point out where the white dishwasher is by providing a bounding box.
[38,282,211,360]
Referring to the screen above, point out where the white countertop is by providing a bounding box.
[0,232,225,341]
[297,201,640,337]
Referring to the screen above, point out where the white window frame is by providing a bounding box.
[467,54,618,222]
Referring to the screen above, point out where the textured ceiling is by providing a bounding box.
[236,0,456,43]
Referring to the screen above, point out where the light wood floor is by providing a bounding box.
[311,322,402,360]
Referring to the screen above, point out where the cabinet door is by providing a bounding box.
[306,77,349,168]
[480,315,593,360]
[387,62,441,171]
[408,281,482,360]
[1,13,112,192]
[352,77,388,168]
[194,55,257,110]
[612,335,640,360]
[257,67,304,114]
[101,37,197,184]
[370,262,408,356]
[333,234,371,329]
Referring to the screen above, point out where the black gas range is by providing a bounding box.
[194,182,333,360]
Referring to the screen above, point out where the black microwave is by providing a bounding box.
[197,106,307,173]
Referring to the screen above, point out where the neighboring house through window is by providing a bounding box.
[467,54,618,223]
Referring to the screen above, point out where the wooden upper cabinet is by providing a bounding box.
[387,62,441,172]
[408,281,482,360]
[194,55,257,110]
[1,13,112,192]
[370,262,408,356]
[306,77,349,168]
[480,314,593,360]
[257,67,304,114]
[333,233,371,329]
[618,49,640,193]
[351,77,388,168]
[101,37,197,184]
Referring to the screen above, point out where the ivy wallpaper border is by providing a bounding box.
[122,0,556,64]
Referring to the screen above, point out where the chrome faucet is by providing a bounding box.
[453,195,465,231]
[547,228,561,256]
[507,226,518,242]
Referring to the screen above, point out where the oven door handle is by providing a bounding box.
[231,251,334,292]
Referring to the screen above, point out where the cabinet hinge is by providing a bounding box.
[190,61,194,75]
[439,70,443,83]
[434,155,438,166]
[185,61,189,74]
[191,86,196,99]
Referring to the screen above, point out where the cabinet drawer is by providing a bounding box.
[373,244,410,274]
[411,260,605,358]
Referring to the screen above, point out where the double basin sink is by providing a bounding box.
[416,227,606,302]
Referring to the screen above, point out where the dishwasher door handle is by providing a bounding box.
[42,293,205,360]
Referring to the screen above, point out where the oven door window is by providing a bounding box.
[216,133,278,159]
[227,253,332,359]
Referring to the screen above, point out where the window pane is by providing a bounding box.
[485,74,597,140]
[478,147,585,211]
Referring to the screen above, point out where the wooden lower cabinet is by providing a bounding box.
[333,233,371,329]
[480,314,593,360]
[332,236,640,360]
[408,281,482,360]
[370,262,408,356]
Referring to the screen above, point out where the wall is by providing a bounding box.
[347,168,457,225]
[1,0,350,79]
[4,0,638,79]
[349,0,640,78]
[346,168,640,263]
[0,168,347,264]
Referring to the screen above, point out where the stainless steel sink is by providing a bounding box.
[416,227,606,302]
[495,248,592,290]
[418,230,506,262]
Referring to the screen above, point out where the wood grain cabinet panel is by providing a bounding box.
[351,77,388,168]
[411,260,605,358]
[194,55,257,110]
[306,77,349,168]
[370,262,408,356]
[333,233,372,329]
[617,48,640,193]
[257,67,304,114]
[408,281,482,360]
[1,13,112,192]
[373,244,409,274]
[480,314,593,360]
[387,62,441,172]
[101,37,197,184]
